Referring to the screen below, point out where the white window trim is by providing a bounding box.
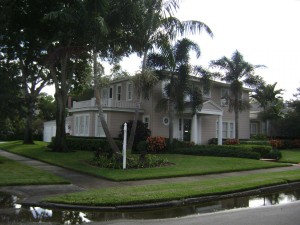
[202,86,211,98]
[95,113,108,137]
[250,122,258,135]
[216,120,235,139]
[74,114,90,136]
[109,86,113,99]
[116,84,122,101]
[221,88,229,107]
[126,82,133,101]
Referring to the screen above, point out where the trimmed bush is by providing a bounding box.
[239,140,271,146]
[250,145,272,158]
[146,136,167,153]
[49,137,123,152]
[173,145,260,160]
[264,149,282,160]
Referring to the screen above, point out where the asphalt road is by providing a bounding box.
[96,201,300,225]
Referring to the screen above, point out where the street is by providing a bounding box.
[96,200,300,225]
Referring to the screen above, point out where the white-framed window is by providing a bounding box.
[126,82,133,101]
[102,88,108,100]
[116,84,122,101]
[216,121,235,139]
[202,86,211,98]
[109,86,113,99]
[74,114,90,136]
[95,113,108,137]
[143,115,150,129]
[221,88,229,107]
[250,123,258,135]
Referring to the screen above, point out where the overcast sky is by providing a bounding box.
[119,0,300,100]
[44,0,300,100]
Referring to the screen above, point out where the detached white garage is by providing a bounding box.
[43,117,72,142]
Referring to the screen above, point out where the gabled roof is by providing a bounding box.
[198,100,223,116]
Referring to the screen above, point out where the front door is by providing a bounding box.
[183,119,191,142]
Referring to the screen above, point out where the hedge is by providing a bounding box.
[173,145,260,159]
[49,137,123,152]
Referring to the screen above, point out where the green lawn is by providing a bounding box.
[45,170,300,206]
[0,141,289,181]
[0,155,69,186]
[280,149,300,164]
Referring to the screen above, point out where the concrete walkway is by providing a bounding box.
[0,149,300,205]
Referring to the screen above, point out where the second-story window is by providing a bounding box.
[127,82,133,101]
[109,87,113,99]
[116,84,121,101]
[221,88,229,107]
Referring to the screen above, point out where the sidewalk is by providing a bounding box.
[0,149,300,205]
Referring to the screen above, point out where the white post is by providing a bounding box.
[191,114,198,144]
[123,123,127,169]
[218,115,223,145]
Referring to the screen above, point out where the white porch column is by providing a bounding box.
[218,115,223,145]
[191,114,198,144]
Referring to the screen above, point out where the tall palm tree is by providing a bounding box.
[210,50,264,140]
[147,38,208,144]
[127,0,213,150]
[251,82,284,136]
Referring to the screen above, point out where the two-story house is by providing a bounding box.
[43,77,251,144]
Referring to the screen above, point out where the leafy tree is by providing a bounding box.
[210,50,264,140]
[251,82,284,135]
[0,0,55,144]
[36,93,56,121]
[127,0,213,149]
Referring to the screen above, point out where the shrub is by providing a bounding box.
[136,141,147,155]
[250,145,272,158]
[250,134,268,140]
[269,139,284,149]
[146,136,167,153]
[264,149,282,160]
[49,137,123,152]
[239,140,271,146]
[173,145,260,160]
[224,139,239,145]
[119,120,151,152]
[90,153,169,169]
[292,139,300,148]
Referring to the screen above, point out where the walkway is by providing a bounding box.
[0,149,300,205]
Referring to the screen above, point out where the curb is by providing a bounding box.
[21,181,300,211]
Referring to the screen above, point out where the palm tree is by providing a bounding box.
[210,50,264,140]
[251,82,284,136]
[127,0,213,150]
[147,38,208,144]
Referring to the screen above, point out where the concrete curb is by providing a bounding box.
[21,181,300,211]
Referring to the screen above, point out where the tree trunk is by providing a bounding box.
[52,89,68,152]
[168,98,175,145]
[93,50,121,155]
[23,97,35,144]
[127,50,148,150]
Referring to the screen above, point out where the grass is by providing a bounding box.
[45,170,300,206]
[279,149,300,164]
[0,155,69,186]
[0,141,289,181]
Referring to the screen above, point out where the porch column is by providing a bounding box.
[191,114,198,144]
[218,115,223,145]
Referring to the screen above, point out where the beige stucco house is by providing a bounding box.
[43,77,251,144]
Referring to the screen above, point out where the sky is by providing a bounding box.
[44,0,300,100]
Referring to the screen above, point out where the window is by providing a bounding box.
[127,82,133,101]
[109,87,113,99]
[102,88,108,100]
[250,123,258,135]
[216,121,235,139]
[116,84,121,101]
[143,115,150,129]
[95,113,107,137]
[74,114,89,136]
[202,86,211,98]
[221,88,229,107]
